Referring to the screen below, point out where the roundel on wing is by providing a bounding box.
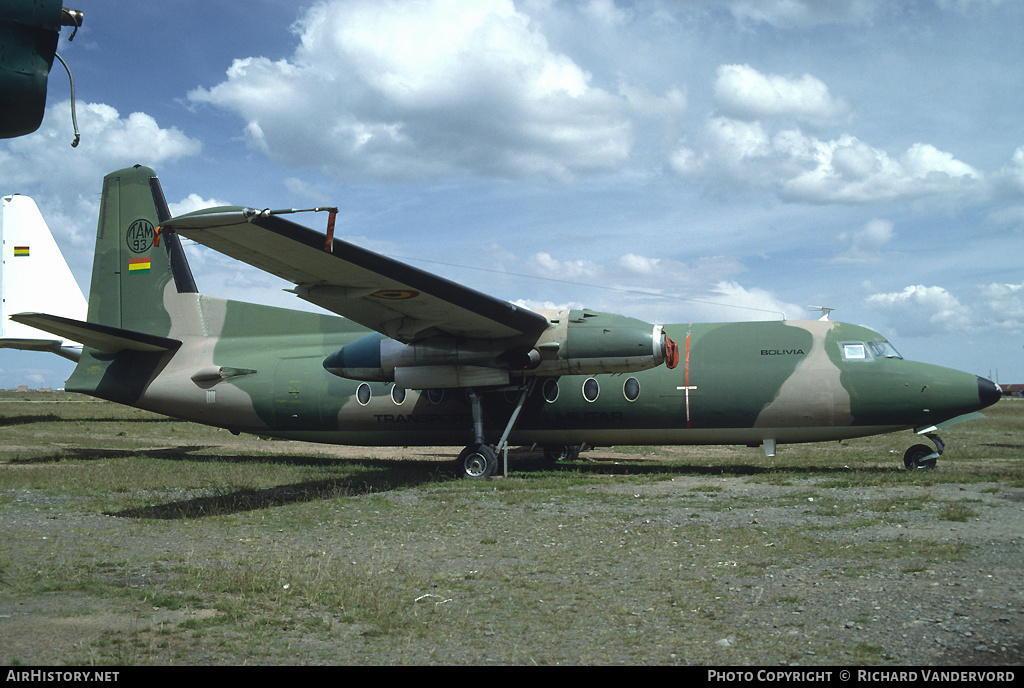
[371,289,420,300]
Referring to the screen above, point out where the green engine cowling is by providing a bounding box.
[554,309,678,374]
[0,1,82,138]
[323,309,678,388]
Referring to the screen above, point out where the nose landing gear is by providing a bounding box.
[904,433,944,470]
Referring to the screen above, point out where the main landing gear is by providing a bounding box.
[457,443,499,479]
[904,432,944,470]
[543,445,581,462]
[455,381,536,480]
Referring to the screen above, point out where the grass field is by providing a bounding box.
[2,391,1023,665]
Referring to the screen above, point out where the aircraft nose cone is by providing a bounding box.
[978,376,1001,408]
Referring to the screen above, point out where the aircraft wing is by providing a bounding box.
[160,207,549,342]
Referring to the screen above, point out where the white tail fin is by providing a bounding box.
[0,194,87,361]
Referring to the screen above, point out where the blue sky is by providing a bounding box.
[3,0,1024,390]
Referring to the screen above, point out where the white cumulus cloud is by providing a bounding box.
[169,194,232,217]
[834,218,894,262]
[0,100,202,273]
[714,64,850,126]
[994,145,1024,195]
[681,118,983,204]
[532,252,602,281]
[867,285,972,336]
[0,100,200,192]
[974,281,1024,333]
[187,0,676,181]
[721,0,882,27]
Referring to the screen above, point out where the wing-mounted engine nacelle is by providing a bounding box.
[322,309,678,389]
[322,332,518,388]
[543,309,679,376]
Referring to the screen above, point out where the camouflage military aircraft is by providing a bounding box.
[8,165,1002,478]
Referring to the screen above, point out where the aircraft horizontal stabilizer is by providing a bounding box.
[160,207,549,342]
[0,337,65,353]
[9,313,181,354]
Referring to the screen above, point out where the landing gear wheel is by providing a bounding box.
[903,444,937,470]
[543,445,581,462]
[457,443,498,479]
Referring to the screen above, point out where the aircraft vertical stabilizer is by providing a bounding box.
[55,165,198,404]
[84,164,197,335]
[0,193,87,360]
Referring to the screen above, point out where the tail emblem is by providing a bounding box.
[126,219,155,253]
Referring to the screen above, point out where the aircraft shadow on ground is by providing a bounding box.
[106,457,904,520]
[1,415,180,425]
[544,459,900,478]
[0,414,63,426]
[7,445,225,465]
[6,441,906,519]
[100,448,455,519]
[106,470,425,520]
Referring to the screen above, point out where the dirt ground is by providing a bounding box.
[2,434,1024,665]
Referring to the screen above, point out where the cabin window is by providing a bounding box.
[391,386,406,405]
[583,377,600,402]
[543,378,559,403]
[426,388,446,404]
[623,377,640,402]
[357,383,372,405]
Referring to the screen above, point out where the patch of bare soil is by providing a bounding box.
[611,474,1024,665]
[2,443,1023,665]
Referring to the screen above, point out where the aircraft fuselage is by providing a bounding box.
[65,293,997,452]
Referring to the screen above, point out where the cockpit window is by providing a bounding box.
[868,341,902,359]
[841,341,903,361]
[842,343,867,360]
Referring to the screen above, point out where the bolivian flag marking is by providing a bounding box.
[128,257,151,274]
[14,246,29,257]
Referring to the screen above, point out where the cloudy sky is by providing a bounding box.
[3,0,1024,390]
